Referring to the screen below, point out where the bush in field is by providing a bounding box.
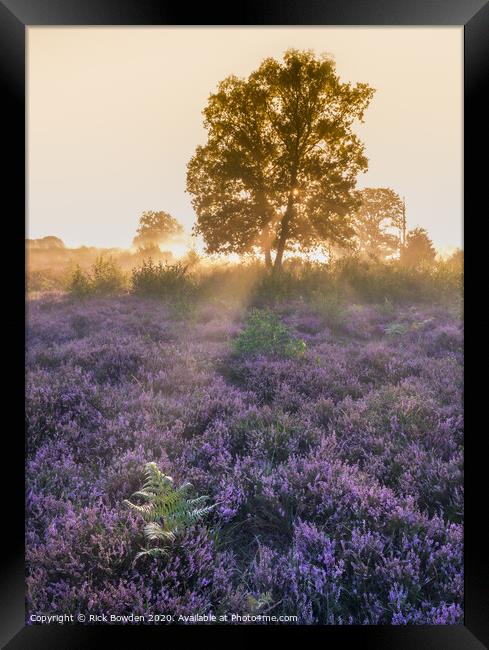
[124,462,214,562]
[67,266,92,297]
[330,256,460,303]
[91,256,126,295]
[234,309,306,358]
[242,256,461,307]
[251,270,298,305]
[131,259,194,299]
[250,261,333,305]
[67,257,126,297]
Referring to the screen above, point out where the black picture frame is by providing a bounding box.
[2,1,487,647]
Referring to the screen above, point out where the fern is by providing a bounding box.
[124,462,215,562]
[384,321,409,336]
[247,591,274,614]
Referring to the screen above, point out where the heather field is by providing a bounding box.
[26,265,464,625]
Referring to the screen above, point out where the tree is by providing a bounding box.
[27,236,65,250]
[400,227,436,268]
[187,49,375,271]
[133,211,183,250]
[353,188,404,261]
[445,248,463,272]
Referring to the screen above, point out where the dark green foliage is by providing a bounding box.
[234,308,306,358]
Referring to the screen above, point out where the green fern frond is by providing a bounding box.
[130,490,155,501]
[123,499,153,516]
[143,522,176,543]
[124,462,214,562]
[186,495,210,508]
[134,547,169,563]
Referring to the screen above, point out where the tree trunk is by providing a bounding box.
[273,193,295,273]
[260,220,274,270]
[264,247,272,269]
[273,241,285,273]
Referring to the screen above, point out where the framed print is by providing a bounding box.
[2,0,488,647]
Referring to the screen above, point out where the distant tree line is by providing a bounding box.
[26,236,65,250]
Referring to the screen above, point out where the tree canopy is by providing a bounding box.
[353,188,404,261]
[27,236,66,250]
[187,49,375,270]
[400,227,437,268]
[133,211,183,250]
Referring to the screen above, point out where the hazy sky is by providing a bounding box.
[27,27,463,253]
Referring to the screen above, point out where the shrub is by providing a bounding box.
[331,257,462,304]
[131,259,194,299]
[233,309,307,358]
[67,257,126,297]
[91,256,126,295]
[251,270,298,305]
[250,261,337,305]
[67,266,92,297]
